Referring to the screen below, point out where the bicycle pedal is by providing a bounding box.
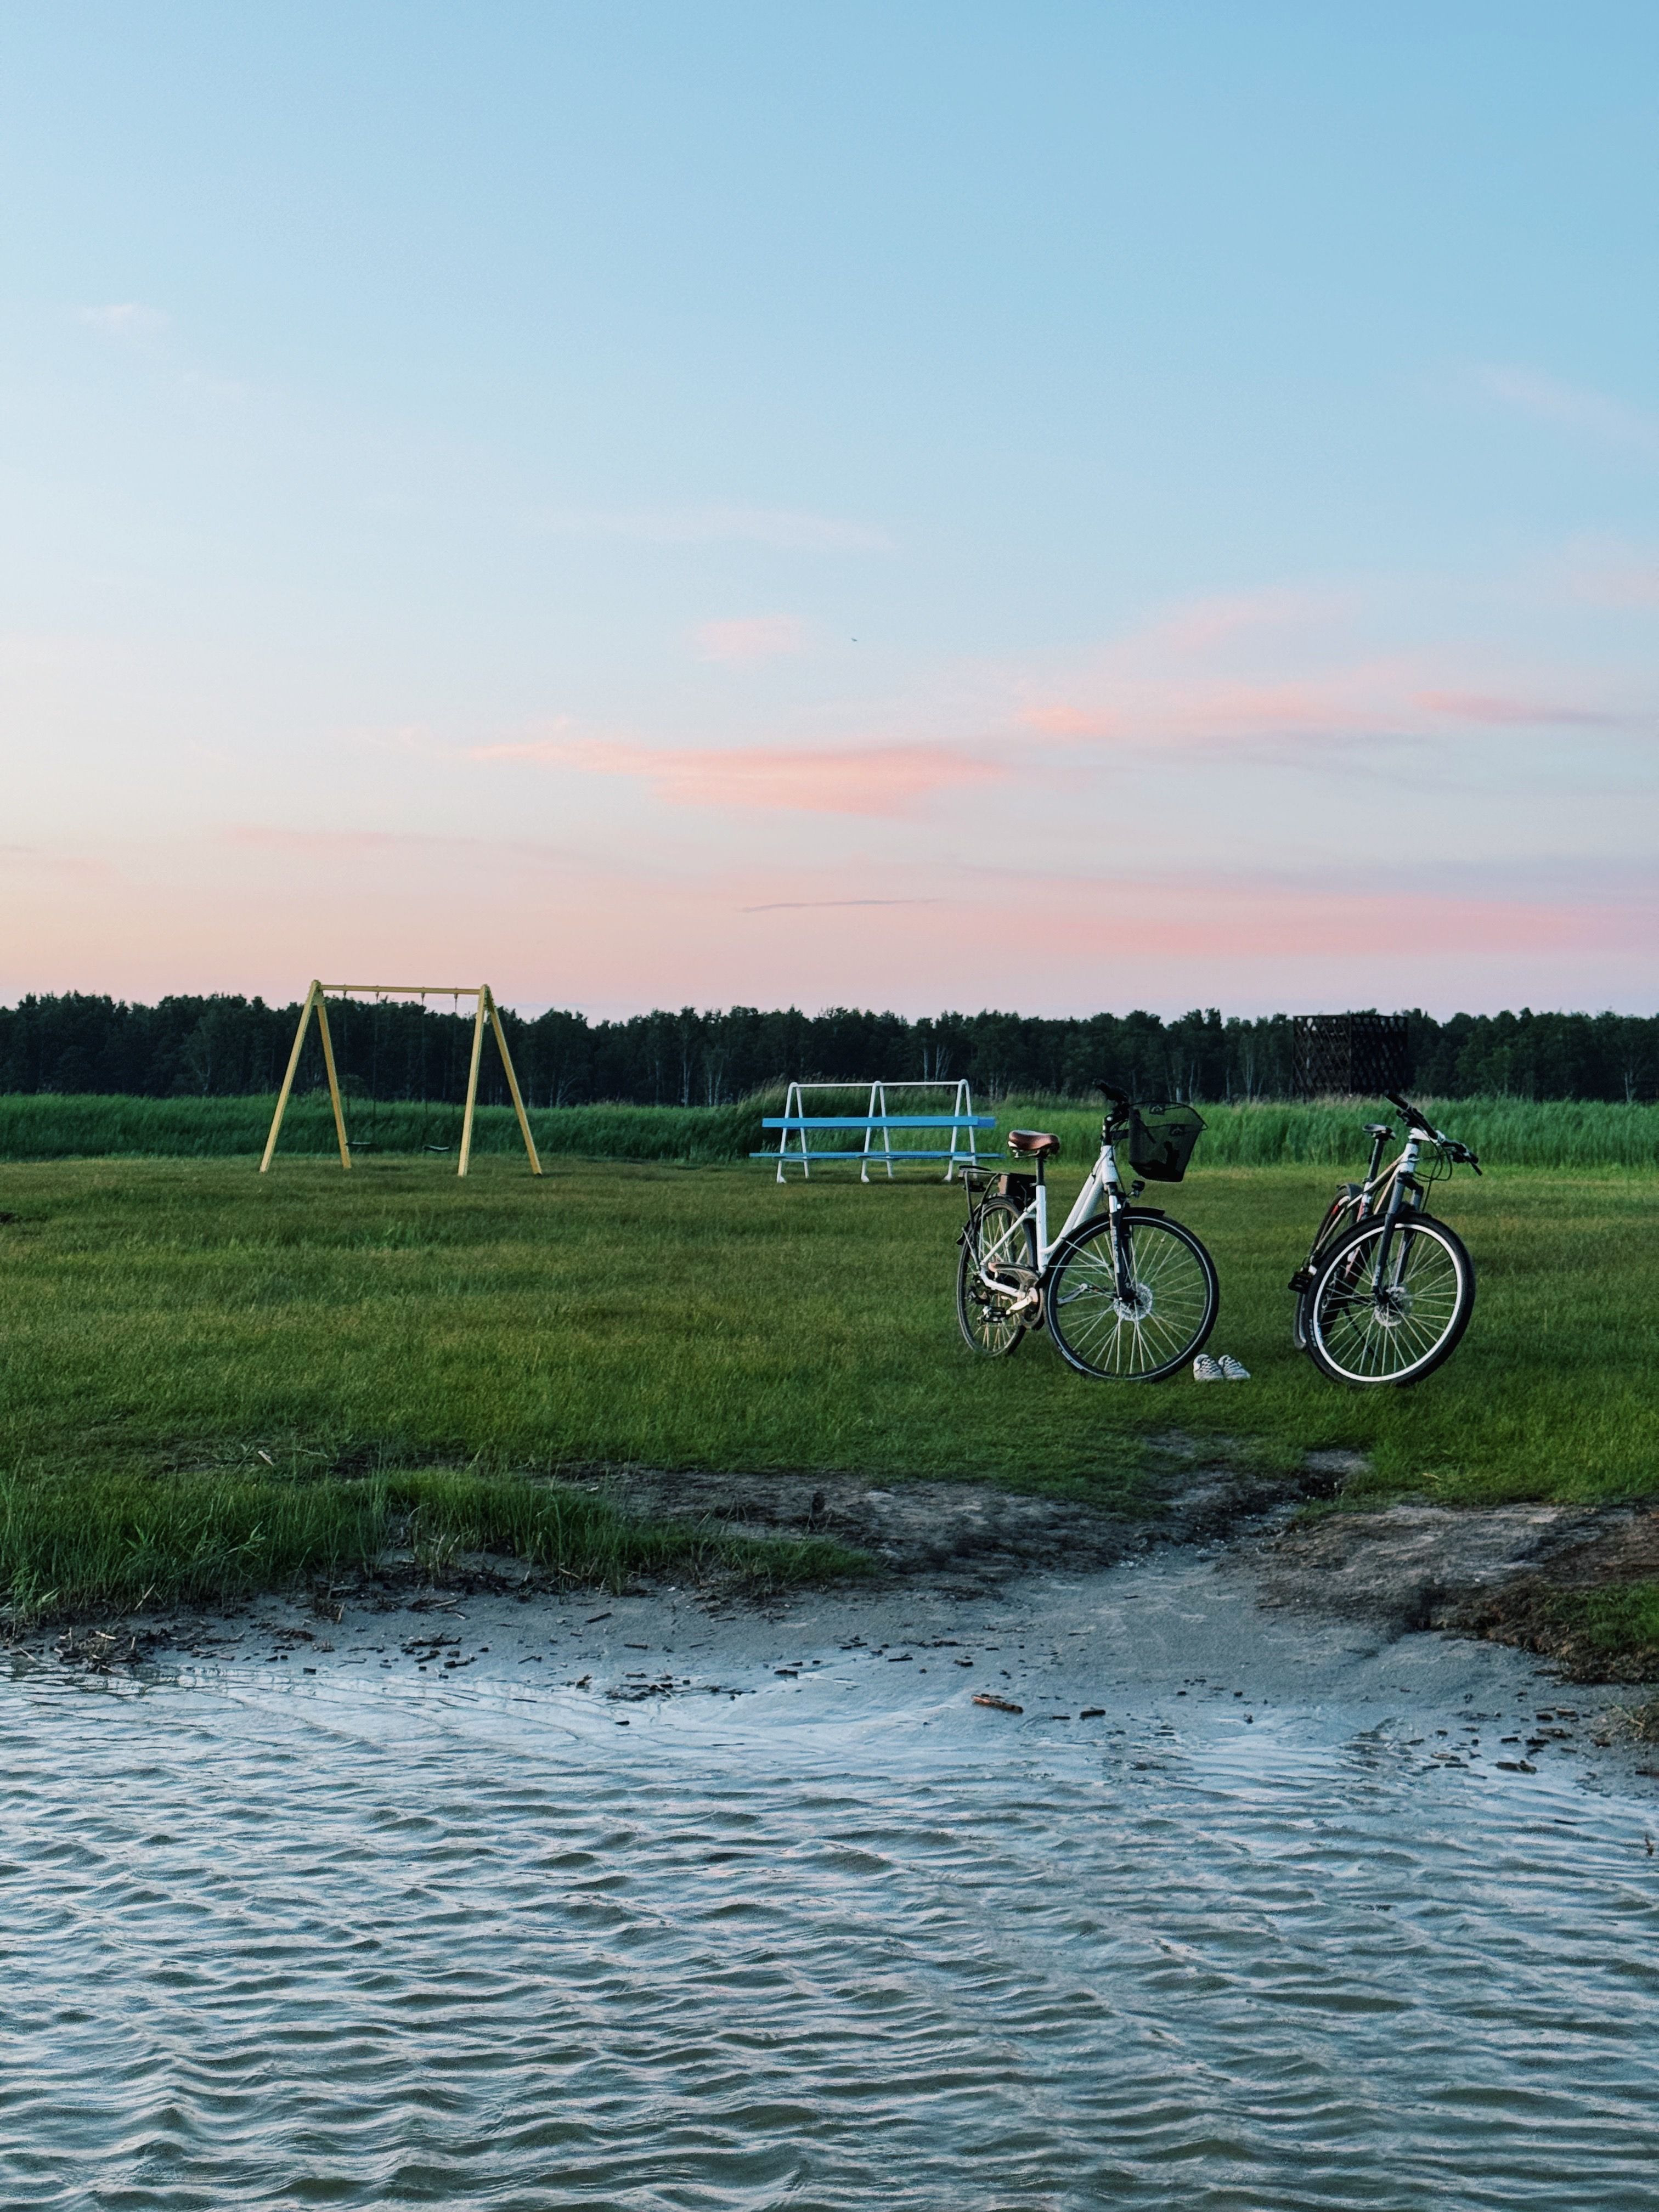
[1286,1269,1314,1294]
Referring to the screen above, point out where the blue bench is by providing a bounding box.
[754,1113,996,1183]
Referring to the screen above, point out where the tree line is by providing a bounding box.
[1,993,1655,1105]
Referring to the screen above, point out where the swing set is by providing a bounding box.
[259,981,543,1176]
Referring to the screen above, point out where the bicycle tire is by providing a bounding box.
[956,1200,1036,1357]
[1304,1212,1474,1386]
[1043,1210,1218,1381]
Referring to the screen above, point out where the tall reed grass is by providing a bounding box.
[992,1096,1659,1172]
[0,1092,768,1165]
[3,1090,1656,1169]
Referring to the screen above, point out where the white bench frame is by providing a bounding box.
[757,1079,992,1183]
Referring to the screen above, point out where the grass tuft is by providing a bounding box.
[0,1464,865,1625]
[994,1095,1659,1172]
[1538,1582,1659,1673]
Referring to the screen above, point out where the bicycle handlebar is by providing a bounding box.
[1386,1092,1443,1137]
[1386,1093,1481,1173]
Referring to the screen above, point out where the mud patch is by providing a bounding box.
[1255,1503,1659,1679]
[575,1441,1337,1589]
[1443,1511,1659,1682]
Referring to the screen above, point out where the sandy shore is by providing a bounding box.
[17,1457,1658,1792]
[564,1454,1659,1685]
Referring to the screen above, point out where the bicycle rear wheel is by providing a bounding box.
[1305,1213,1474,1386]
[956,1200,1036,1356]
[1043,1210,1218,1381]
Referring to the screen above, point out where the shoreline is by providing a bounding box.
[15,1457,1658,1776]
[16,1531,1659,1802]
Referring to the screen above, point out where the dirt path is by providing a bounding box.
[572,1437,1359,1588]
[577,1455,1658,1685]
[1250,1500,1659,1680]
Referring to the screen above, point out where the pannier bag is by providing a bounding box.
[1127,1103,1205,1183]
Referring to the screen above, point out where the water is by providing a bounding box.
[4,1557,1657,2210]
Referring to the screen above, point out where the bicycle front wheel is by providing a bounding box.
[956,1200,1035,1357]
[1043,1210,1218,1381]
[1305,1213,1474,1386]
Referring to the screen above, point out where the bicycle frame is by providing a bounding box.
[968,1129,1138,1304]
[1355,1133,1429,1293]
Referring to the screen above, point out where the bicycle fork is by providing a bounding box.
[1365,1138,1424,1299]
[1106,1193,1138,1304]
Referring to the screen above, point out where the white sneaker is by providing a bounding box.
[1192,1353,1224,1382]
[1218,1355,1251,1381]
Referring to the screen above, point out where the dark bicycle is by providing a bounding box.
[1289,1093,1481,1386]
[956,1085,1218,1381]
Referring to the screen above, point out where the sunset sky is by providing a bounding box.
[3,3,1656,1017]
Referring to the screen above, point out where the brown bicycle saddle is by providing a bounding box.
[1007,1129,1060,1158]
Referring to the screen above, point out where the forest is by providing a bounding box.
[1,992,1655,1106]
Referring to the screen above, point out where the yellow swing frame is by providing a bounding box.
[259,981,543,1176]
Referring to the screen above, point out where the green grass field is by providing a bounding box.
[2,1132,1656,1622]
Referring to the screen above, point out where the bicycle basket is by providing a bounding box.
[1127,1103,1205,1183]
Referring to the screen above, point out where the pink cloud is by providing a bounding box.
[1414,691,1629,728]
[1567,550,1659,610]
[1019,674,1400,747]
[741,895,940,912]
[1135,585,1351,657]
[1019,665,1646,752]
[474,737,1006,815]
[8,830,1654,1019]
[946,863,1655,964]
[1476,365,1659,462]
[691,616,808,665]
[1022,703,1128,738]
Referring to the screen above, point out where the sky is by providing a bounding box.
[2,2,1656,1019]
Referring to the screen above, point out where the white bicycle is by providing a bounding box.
[956,1086,1219,1381]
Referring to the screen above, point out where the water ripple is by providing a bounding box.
[2,1667,1657,2209]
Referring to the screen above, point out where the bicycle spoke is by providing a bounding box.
[956,1200,1033,1357]
[1310,1218,1470,1384]
[1045,1214,1217,1381]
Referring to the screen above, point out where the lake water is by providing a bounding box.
[5,1553,1657,2210]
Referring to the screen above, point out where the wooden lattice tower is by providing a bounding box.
[1292,1013,1410,1099]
